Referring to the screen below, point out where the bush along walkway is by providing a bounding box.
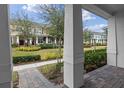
[18,67,61,88]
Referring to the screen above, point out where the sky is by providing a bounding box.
[9,4,107,32]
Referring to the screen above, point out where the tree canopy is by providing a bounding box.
[37,4,64,42]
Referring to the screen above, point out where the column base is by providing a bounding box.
[63,84,85,88]
[64,62,84,88]
[62,84,69,88]
[0,82,12,88]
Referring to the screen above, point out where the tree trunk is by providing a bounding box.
[57,37,62,63]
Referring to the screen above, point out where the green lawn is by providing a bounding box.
[84,46,106,51]
[12,48,59,57]
[12,46,106,57]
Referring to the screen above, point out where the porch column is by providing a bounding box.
[0,5,12,88]
[29,38,32,45]
[16,36,19,45]
[36,37,38,45]
[107,16,117,66]
[64,4,84,88]
[46,36,49,44]
[54,38,57,44]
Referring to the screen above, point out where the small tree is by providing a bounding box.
[83,28,92,46]
[37,4,64,63]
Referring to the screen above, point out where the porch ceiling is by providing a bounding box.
[95,4,124,15]
[82,4,124,19]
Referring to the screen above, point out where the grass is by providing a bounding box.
[12,48,59,57]
[84,46,106,51]
[38,63,57,75]
[12,71,19,88]
[12,46,106,57]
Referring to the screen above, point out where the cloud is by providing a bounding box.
[22,4,42,13]
[82,9,96,21]
[23,5,96,22]
[84,24,107,32]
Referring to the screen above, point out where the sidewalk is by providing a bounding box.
[13,59,63,71]
[18,68,60,88]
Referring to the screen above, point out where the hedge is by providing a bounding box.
[13,55,41,64]
[16,46,41,51]
[13,48,106,70]
[13,52,63,64]
[12,44,18,48]
[84,43,91,48]
[38,49,107,75]
[39,44,63,49]
[39,44,57,49]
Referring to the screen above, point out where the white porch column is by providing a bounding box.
[111,10,124,68]
[29,38,32,45]
[46,36,49,44]
[36,37,39,44]
[16,36,19,45]
[0,5,12,88]
[107,16,117,66]
[54,38,57,44]
[64,4,84,88]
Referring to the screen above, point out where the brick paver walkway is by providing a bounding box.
[18,68,60,88]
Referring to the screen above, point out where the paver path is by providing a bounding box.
[18,68,60,88]
[14,59,63,71]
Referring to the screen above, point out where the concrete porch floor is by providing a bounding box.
[83,65,124,88]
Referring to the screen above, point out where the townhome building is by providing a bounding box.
[9,21,57,45]
[91,31,107,45]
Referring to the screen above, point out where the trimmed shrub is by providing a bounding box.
[16,46,41,51]
[39,44,57,49]
[12,44,18,48]
[84,43,91,48]
[39,44,63,49]
[41,52,62,61]
[84,49,107,72]
[13,55,41,64]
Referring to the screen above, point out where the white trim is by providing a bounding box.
[82,4,112,19]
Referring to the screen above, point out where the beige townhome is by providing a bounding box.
[10,21,57,45]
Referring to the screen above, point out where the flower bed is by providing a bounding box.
[13,71,19,88]
[84,49,107,72]
[16,46,41,51]
[38,62,63,85]
[41,52,62,61]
